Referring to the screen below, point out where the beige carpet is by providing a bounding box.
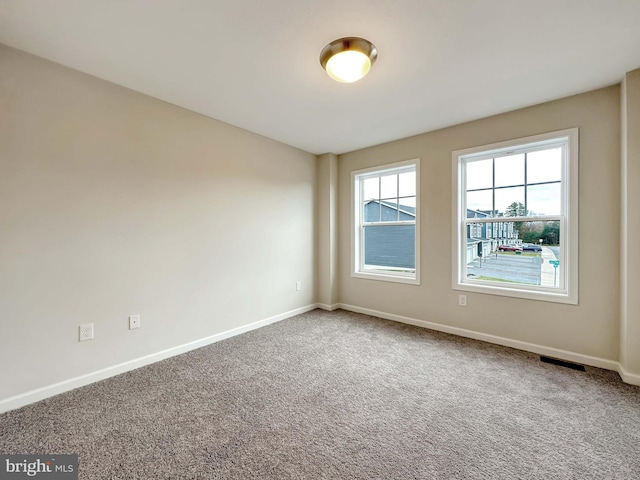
[1,309,639,479]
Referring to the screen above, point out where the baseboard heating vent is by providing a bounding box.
[540,356,586,371]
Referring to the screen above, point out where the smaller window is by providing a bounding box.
[352,159,420,285]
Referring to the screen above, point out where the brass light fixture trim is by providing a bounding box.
[319,37,378,83]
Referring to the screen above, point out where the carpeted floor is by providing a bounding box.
[1,309,639,479]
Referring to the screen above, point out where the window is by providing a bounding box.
[352,159,420,284]
[452,129,578,304]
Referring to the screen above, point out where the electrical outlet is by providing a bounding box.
[129,314,141,330]
[79,323,94,341]
[296,281,302,291]
[458,294,467,307]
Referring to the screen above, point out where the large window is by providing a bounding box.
[352,159,420,284]
[452,129,578,303]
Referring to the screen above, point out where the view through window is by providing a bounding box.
[454,130,577,303]
[352,159,419,284]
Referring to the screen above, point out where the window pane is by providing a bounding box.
[466,222,486,240]
[466,159,493,190]
[519,220,560,247]
[380,174,398,199]
[465,220,560,287]
[364,200,380,222]
[398,196,416,221]
[380,200,399,221]
[495,187,525,216]
[466,210,493,221]
[399,171,416,197]
[527,183,561,216]
[466,189,493,213]
[364,225,415,270]
[398,196,416,208]
[527,148,562,184]
[363,177,379,201]
[494,154,524,188]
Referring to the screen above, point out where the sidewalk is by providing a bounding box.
[540,247,559,287]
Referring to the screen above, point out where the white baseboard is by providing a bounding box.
[316,303,340,311]
[3,302,636,413]
[0,304,318,414]
[617,363,640,386]
[337,303,634,378]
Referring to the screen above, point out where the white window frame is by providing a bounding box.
[352,158,420,285]
[452,129,578,304]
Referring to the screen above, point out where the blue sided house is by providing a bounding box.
[363,200,416,270]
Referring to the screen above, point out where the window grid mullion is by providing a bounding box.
[524,152,528,214]
[397,174,401,221]
[492,158,496,215]
[467,180,561,193]
[360,179,365,272]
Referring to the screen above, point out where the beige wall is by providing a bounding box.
[1,40,636,405]
[0,45,316,400]
[337,87,621,362]
[620,69,640,377]
[316,153,338,306]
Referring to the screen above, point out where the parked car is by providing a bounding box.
[497,245,523,252]
[522,244,543,252]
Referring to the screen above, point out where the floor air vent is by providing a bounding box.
[540,356,586,371]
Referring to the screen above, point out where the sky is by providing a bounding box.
[359,147,562,216]
[465,148,562,216]
[363,171,416,208]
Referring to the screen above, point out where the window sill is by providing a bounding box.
[352,271,420,285]
[453,281,577,305]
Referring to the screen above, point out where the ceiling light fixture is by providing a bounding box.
[319,37,378,83]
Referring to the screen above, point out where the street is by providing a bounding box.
[466,247,559,286]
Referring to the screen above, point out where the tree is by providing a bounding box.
[541,221,560,245]
[504,202,527,237]
[504,201,527,217]
[520,222,544,243]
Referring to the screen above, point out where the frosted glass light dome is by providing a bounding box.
[325,50,371,83]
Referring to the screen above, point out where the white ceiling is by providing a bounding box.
[1,1,640,155]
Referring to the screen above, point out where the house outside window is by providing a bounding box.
[352,159,420,285]
[452,129,578,304]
